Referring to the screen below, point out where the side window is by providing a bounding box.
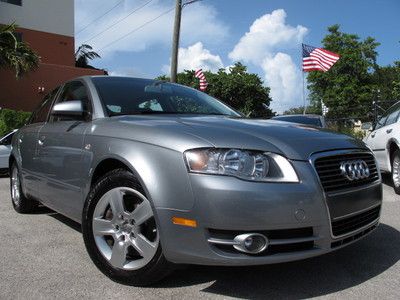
[0,131,15,145]
[376,103,400,129]
[385,104,400,127]
[30,88,59,124]
[51,81,91,122]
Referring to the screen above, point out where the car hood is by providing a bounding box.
[98,115,368,161]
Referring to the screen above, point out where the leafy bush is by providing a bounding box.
[326,123,367,140]
[0,109,31,136]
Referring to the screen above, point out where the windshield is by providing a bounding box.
[92,77,241,117]
[273,115,322,127]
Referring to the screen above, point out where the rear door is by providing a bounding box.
[35,81,92,220]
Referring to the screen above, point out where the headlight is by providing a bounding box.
[184,148,299,182]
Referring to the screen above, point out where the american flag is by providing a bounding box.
[194,69,208,91]
[302,44,340,72]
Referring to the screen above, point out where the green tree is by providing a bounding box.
[0,23,40,78]
[0,109,31,136]
[75,44,101,68]
[307,25,380,119]
[157,63,273,118]
[283,105,321,115]
[373,61,400,105]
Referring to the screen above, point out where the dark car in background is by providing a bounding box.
[272,114,326,128]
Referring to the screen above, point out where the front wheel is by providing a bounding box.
[391,149,400,195]
[82,169,173,286]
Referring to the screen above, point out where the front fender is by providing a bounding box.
[84,136,196,211]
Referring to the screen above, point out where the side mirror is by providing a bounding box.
[51,100,85,117]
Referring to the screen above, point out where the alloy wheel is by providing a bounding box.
[393,155,400,188]
[11,166,21,206]
[92,187,159,270]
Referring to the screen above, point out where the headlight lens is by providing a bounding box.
[184,148,299,182]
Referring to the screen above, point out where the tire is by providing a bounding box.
[391,149,400,195]
[82,168,173,286]
[10,163,37,213]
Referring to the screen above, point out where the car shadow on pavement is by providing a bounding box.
[382,173,394,188]
[34,205,82,233]
[156,223,400,299]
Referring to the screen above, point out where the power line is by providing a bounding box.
[182,0,204,7]
[76,0,124,35]
[98,7,174,51]
[83,0,154,44]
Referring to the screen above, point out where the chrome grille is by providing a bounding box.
[314,152,379,193]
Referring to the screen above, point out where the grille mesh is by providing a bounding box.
[331,205,380,236]
[314,152,379,193]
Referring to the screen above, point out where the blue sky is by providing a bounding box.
[75,0,400,112]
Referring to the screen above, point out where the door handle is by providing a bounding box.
[386,128,393,134]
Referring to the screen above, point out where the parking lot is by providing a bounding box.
[0,175,399,300]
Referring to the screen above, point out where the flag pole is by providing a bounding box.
[302,71,306,114]
[301,43,306,115]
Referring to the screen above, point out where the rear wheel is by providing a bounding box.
[82,168,173,286]
[10,163,37,213]
[391,149,400,195]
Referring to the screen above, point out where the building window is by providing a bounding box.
[0,0,22,6]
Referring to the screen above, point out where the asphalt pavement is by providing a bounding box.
[0,175,399,299]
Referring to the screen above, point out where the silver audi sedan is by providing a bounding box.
[9,76,382,285]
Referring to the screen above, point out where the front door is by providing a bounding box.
[36,81,92,220]
[19,89,59,199]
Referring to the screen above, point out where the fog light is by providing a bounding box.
[233,233,268,254]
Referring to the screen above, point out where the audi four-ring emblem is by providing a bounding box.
[340,160,370,181]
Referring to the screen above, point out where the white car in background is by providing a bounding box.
[364,102,400,194]
[0,130,17,175]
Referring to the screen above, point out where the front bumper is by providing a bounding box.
[155,160,382,266]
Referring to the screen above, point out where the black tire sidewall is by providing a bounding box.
[82,169,172,286]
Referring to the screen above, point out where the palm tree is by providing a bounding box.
[75,44,101,68]
[0,23,40,78]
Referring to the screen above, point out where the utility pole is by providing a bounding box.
[170,0,182,83]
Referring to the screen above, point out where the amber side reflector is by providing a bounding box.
[172,217,197,228]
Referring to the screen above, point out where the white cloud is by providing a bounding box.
[262,53,303,111]
[229,9,307,64]
[228,9,308,112]
[75,0,228,57]
[162,42,223,74]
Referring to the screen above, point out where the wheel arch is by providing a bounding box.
[89,155,149,199]
[387,138,400,170]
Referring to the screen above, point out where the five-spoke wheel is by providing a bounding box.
[92,187,159,270]
[82,168,172,286]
